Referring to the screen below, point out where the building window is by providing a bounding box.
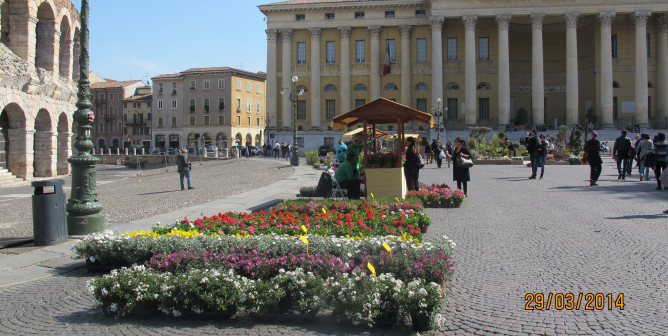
[123,127,127,135]
[236,79,241,90]
[416,98,427,113]
[324,84,338,92]
[296,14,305,21]
[355,99,365,107]
[415,82,428,90]
[246,99,251,112]
[190,115,196,126]
[385,11,395,18]
[447,38,458,60]
[171,117,177,127]
[355,12,365,19]
[477,82,491,90]
[415,10,426,17]
[109,94,114,101]
[385,39,396,62]
[218,79,225,89]
[478,37,489,61]
[647,33,651,58]
[147,113,151,120]
[171,99,177,109]
[446,82,460,90]
[204,115,210,125]
[109,106,114,115]
[144,127,149,135]
[247,116,251,125]
[203,98,210,111]
[326,41,336,64]
[297,42,306,64]
[256,101,261,113]
[147,101,151,108]
[408,39,424,64]
[256,118,261,126]
[325,13,335,20]
[204,80,210,90]
[247,81,251,92]
[109,122,113,132]
[171,81,176,91]
[479,98,490,120]
[158,117,164,127]
[218,115,225,125]
[383,83,398,90]
[447,98,458,119]
[237,116,241,125]
[353,84,368,91]
[99,123,104,132]
[611,34,618,59]
[297,100,306,120]
[158,82,164,93]
[189,99,196,111]
[218,98,225,110]
[236,98,241,111]
[325,100,336,119]
[189,80,196,90]
[355,40,365,63]
[256,84,261,94]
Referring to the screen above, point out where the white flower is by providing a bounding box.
[88,256,96,263]
[108,303,118,313]
[172,309,182,317]
[100,288,108,297]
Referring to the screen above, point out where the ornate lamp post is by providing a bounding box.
[66,0,104,235]
[432,98,446,140]
[280,76,304,166]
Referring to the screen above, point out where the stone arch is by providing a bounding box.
[58,15,72,78]
[187,133,197,150]
[202,133,212,147]
[35,1,57,72]
[1,103,29,179]
[33,108,54,177]
[245,133,252,146]
[57,112,70,175]
[111,138,120,150]
[255,134,261,146]
[97,138,106,151]
[216,132,228,149]
[235,133,242,146]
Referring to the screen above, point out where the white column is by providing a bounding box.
[266,29,278,130]
[530,13,545,127]
[599,12,615,129]
[280,28,293,130]
[656,16,668,128]
[634,10,651,128]
[369,26,382,100]
[399,25,412,106]
[565,13,580,126]
[496,15,511,128]
[309,28,322,130]
[430,17,444,108]
[338,26,352,113]
[463,16,477,126]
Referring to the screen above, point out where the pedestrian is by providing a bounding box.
[281,142,287,160]
[636,134,653,181]
[584,131,602,186]
[424,138,433,164]
[652,133,667,190]
[336,139,347,163]
[431,139,443,168]
[612,130,632,180]
[273,142,280,158]
[526,130,538,179]
[447,137,471,195]
[286,142,292,160]
[176,148,194,190]
[505,137,516,158]
[404,137,423,191]
[444,140,453,168]
[533,134,547,179]
[245,140,252,158]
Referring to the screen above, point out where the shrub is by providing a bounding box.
[305,150,320,165]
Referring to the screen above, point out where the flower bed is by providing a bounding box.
[405,184,466,208]
[80,199,456,330]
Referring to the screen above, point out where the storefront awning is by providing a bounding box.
[342,127,390,139]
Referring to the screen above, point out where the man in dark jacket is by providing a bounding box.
[431,139,443,168]
[526,130,538,179]
[612,130,632,180]
[585,131,602,186]
[176,148,194,190]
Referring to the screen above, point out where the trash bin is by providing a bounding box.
[32,179,67,246]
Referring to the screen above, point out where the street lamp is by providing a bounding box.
[432,98,448,140]
[280,75,304,166]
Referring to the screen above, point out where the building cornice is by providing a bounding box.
[259,0,425,15]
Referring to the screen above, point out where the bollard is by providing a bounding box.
[132,148,137,155]
[124,148,128,155]
[140,148,145,155]
[223,148,229,159]
[31,180,67,246]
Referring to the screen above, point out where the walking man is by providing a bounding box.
[612,130,632,180]
[585,131,602,186]
[176,148,194,190]
[526,130,538,179]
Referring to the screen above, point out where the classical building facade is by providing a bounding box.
[259,0,668,148]
[151,67,266,152]
[90,80,144,151]
[1,0,81,181]
[122,86,153,151]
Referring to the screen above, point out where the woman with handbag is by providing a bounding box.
[447,137,471,195]
[404,137,423,191]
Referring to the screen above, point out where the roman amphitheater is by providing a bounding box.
[1,0,80,182]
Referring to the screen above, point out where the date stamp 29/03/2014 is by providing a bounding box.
[524,293,624,311]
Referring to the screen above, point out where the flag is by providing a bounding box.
[382,43,391,75]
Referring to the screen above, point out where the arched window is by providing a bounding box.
[383,83,398,91]
[613,81,620,88]
[415,82,428,90]
[446,82,460,90]
[353,84,368,91]
[99,122,104,132]
[477,82,491,90]
[324,84,338,92]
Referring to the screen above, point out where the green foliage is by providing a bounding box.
[585,107,598,124]
[515,107,529,126]
[497,132,506,140]
[469,127,492,142]
[305,150,320,165]
[569,127,583,151]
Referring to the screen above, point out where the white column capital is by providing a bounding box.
[266,29,278,42]
[399,25,412,38]
[309,28,322,40]
[657,15,668,33]
[338,26,351,38]
[368,25,382,38]
[280,28,293,42]
[530,13,545,29]
[633,10,652,27]
[564,13,579,28]
[462,16,477,31]
[495,15,512,30]
[599,12,616,27]
[430,17,444,31]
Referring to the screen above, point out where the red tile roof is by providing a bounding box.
[90,80,143,89]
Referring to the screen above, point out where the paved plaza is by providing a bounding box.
[0,157,666,335]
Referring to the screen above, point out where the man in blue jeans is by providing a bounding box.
[177,148,194,190]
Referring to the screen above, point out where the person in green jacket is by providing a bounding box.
[346,135,364,175]
[334,152,362,199]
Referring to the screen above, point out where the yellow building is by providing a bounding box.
[259,0,668,145]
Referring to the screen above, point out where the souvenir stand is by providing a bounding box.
[333,98,435,199]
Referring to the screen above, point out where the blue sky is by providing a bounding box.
[74,1,272,83]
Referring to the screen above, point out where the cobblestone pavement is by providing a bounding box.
[0,158,293,242]
[0,158,666,335]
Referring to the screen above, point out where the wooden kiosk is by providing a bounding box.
[333,98,435,199]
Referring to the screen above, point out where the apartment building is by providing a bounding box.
[122,86,153,150]
[91,80,145,151]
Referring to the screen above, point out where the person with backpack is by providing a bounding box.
[651,133,667,190]
[176,148,194,190]
[612,130,633,180]
[636,134,653,181]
